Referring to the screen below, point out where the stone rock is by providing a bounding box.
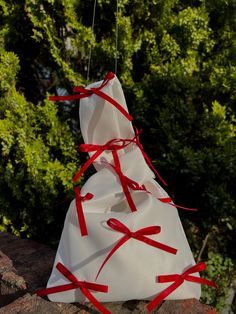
[0,293,80,314]
[0,250,27,307]
[157,298,218,314]
[0,232,55,292]
[0,251,13,273]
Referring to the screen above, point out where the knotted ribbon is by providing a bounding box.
[96,218,177,280]
[73,129,166,187]
[73,136,135,183]
[74,186,94,236]
[147,262,217,312]
[49,72,133,122]
[158,197,198,212]
[36,262,110,314]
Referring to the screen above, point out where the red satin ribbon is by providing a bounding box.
[133,128,167,186]
[73,137,135,183]
[73,129,166,187]
[158,197,198,212]
[147,262,217,312]
[36,262,111,314]
[96,218,177,280]
[49,72,133,122]
[112,150,139,212]
[74,186,94,236]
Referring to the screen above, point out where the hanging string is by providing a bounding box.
[87,0,119,80]
[114,0,119,75]
[87,0,97,81]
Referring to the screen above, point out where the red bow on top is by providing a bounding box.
[147,262,217,312]
[49,72,133,122]
[95,218,177,280]
[36,262,110,314]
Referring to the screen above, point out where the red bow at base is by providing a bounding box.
[147,262,217,312]
[96,218,177,280]
[36,262,111,314]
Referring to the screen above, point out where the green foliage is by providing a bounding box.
[201,252,235,311]
[0,50,79,242]
[0,0,235,309]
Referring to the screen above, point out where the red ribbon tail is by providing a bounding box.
[147,160,168,186]
[95,236,129,280]
[36,283,76,297]
[174,204,198,211]
[75,196,88,237]
[138,149,167,186]
[136,235,177,255]
[159,198,198,212]
[185,275,218,288]
[80,287,111,314]
[73,149,103,183]
[49,94,86,101]
[120,177,137,212]
[112,151,137,212]
[91,89,133,121]
[147,280,182,312]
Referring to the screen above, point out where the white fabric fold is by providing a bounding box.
[47,193,200,302]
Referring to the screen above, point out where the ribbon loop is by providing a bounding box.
[107,218,131,235]
[124,176,143,191]
[134,226,161,237]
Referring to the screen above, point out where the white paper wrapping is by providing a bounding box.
[79,74,135,169]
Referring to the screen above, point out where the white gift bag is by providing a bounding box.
[46,191,200,303]
[38,73,216,313]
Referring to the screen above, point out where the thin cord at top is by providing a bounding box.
[87,0,97,81]
[114,0,119,75]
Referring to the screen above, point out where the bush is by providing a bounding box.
[0,50,80,244]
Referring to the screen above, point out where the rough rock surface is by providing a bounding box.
[0,232,218,313]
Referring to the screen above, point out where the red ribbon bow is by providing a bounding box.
[96,218,177,280]
[36,262,111,314]
[73,137,134,183]
[49,72,133,122]
[73,129,166,186]
[147,262,217,312]
[74,186,94,236]
[158,197,198,212]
